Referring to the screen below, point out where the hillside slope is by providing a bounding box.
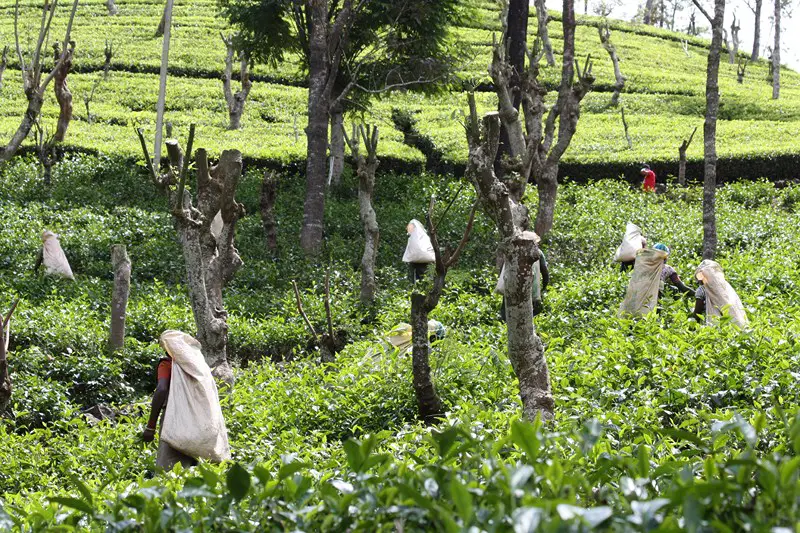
[0,0,799,178]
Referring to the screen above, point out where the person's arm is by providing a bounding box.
[692,296,705,322]
[142,377,169,442]
[669,273,694,296]
[539,252,549,292]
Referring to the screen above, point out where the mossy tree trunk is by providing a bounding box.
[109,245,131,353]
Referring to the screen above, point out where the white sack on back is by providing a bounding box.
[695,260,749,328]
[618,248,667,317]
[210,211,223,240]
[613,222,644,263]
[41,230,75,280]
[159,330,231,463]
[402,219,435,264]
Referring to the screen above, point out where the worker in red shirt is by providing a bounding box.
[640,164,656,192]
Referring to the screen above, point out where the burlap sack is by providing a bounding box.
[159,330,231,463]
[402,220,435,264]
[695,260,749,328]
[614,222,644,263]
[619,248,667,317]
[41,230,75,280]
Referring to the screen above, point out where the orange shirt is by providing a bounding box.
[157,359,172,381]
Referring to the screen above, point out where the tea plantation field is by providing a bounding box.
[0,0,799,172]
[0,153,799,529]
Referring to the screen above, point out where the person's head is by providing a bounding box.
[640,164,650,175]
[695,259,722,286]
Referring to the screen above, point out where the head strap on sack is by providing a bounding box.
[695,259,723,283]
[159,330,203,359]
[41,230,57,241]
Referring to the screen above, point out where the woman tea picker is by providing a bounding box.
[693,260,749,328]
[619,243,692,317]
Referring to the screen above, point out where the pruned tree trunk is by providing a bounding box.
[106,0,119,16]
[109,245,131,352]
[84,41,113,125]
[599,24,626,106]
[410,198,476,424]
[730,14,740,63]
[260,171,278,256]
[0,301,19,414]
[53,41,75,142]
[644,0,656,23]
[329,105,345,186]
[534,0,556,67]
[620,106,632,148]
[33,121,56,188]
[410,292,443,423]
[465,107,553,422]
[0,46,8,91]
[137,126,244,384]
[221,34,252,130]
[772,0,780,100]
[156,4,167,37]
[691,0,725,260]
[344,124,380,306]
[750,0,762,60]
[489,0,592,238]
[1,0,79,162]
[737,58,747,83]
[678,126,697,186]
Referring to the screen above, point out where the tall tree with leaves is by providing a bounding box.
[691,0,725,259]
[220,0,462,256]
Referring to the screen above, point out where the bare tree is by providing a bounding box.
[109,245,131,353]
[644,0,657,23]
[772,0,780,99]
[465,103,553,421]
[84,41,113,125]
[292,273,344,364]
[53,40,75,142]
[688,11,698,34]
[599,22,626,106]
[137,126,244,384]
[0,301,20,414]
[260,171,278,257]
[621,106,632,148]
[343,124,380,306]
[745,0,762,60]
[691,0,725,260]
[329,102,346,186]
[678,126,697,186]
[534,0,556,67]
[0,46,8,91]
[490,1,594,237]
[737,57,747,82]
[0,0,80,163]
[155,3,168,37]
[729,13,740,63]
[106,0,118,16]
[32,120,56,187]
[411,197,476,424]
[221,34,252,130]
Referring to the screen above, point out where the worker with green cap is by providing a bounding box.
[653,243,694,296]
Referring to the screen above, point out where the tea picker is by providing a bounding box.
[33,230,75,280]
[402,219,435,281]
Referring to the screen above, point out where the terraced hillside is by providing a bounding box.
[1,0,799,178]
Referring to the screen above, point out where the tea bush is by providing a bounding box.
[1,152,800,529]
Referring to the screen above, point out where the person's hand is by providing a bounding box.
[142,426,156,443]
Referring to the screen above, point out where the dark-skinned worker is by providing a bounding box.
[641,164,656,192]
[653,243,694,296]
[142,348,198,470]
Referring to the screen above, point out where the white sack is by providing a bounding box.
[159,330,231,463]
[402,219,435,264]
[41,230,74,280]
[210,211,223,240]
[619,248,667,317]
[613,222,644,263]
[695,260,749,328]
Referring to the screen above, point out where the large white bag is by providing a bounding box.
[695,260,749,328]
[613,222,645,263]
[159,330,231,463]
[41,230,74,280]
[619,248,667,317]
[402,219,435,264]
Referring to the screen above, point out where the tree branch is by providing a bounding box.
[292,280,318,339]
[690,0,714,24]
